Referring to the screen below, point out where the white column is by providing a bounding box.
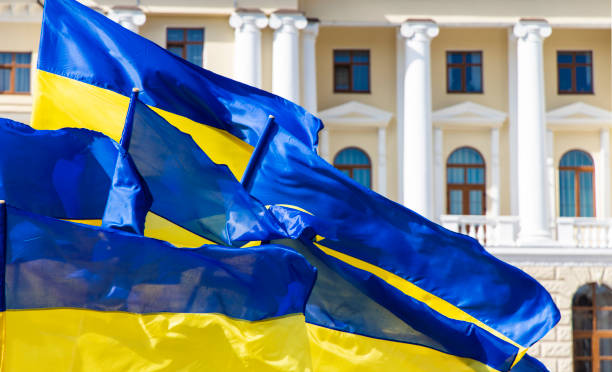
[547,130,556,234]
[269,11,307,103]
[507,28,519,216]
[107,7,146,33]
[319,128,330,162]
[400,20,439,219]
[598,128,610,218]
[490,128,500,217]
[434,127,444,220]
[229,10,268,88]
[513,19,552,243]
[377,127,387,197]
[302,19,319,113]
[396,29,406,203]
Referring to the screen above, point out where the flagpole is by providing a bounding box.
[119,87,140,150]
[241,115,276,192]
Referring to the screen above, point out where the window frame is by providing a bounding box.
[446,146,486,215]
[0,52,31,95]
[166,27,205,67]
[333,49,371,94]
[559,149,596,217]
[445,51,484,94]
[333,146,372,188]
[557,50,594,95]
[573,283,612,372]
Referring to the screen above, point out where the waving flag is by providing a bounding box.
[0,202,317,371]
[102,91,288,246]
[243,118,559,371]
[33,0,322,180]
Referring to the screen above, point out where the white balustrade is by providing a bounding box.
[557,217,612,248]
[440,215,519,247]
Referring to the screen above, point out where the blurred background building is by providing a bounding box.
[0,0,611,370]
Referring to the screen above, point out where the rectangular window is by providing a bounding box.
[333,50,370,93]
[446,51,483,93]
[166,28,204,67]
[0,52,31,94]
[557,51,593,94]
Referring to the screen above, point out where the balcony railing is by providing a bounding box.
[441,215,612,249]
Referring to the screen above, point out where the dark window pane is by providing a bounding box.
[468,190,483,215]
[449,190,463,215]
[576,52,592,64]
[466,66,482,92]
[574,285,594,306]
[167,29,184,42]
[334,51,350,63]
[334,65,350,91]
[576,66,593,92]
[573,309,593,330]
[602,360,612,372]
[187,29,203,42]
[14,67,30,93]
[466,168,484,184]
[447,168,464,184]
[575,361,592,372]
[0,53,11,64]
[559,170,576,217]
[186,44,203,66]
[15,53,30,64]
[558,67,572,92]
[598,310,612,329]
[168,46,183,58]
[558,53,573,64]
[601,338,612,356]
[0,68,10,91]
[335,148,370,165]
[575,338,592,356]
[448,67,462,92]
[352,51,369,63]
[448,147,483,164]
[352,65,369,91]
[447,53,463,64]
[561,150,593,167]
[465,52,481,64]
[353,168,371,188]
[597,285,612,306]
[579,171,594,217]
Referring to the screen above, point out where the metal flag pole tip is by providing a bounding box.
[268,114,275,119]
[132,87,140,93]
[0,200,5,205]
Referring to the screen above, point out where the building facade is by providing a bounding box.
[0,0,611,370]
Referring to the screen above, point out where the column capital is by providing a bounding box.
[400,19,439,41]
[269,11,308,33]
[229,9,268,30]
[513,19,551,41]
[107,6,146,32]
[303,18,320,38]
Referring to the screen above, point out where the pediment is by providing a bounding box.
[318,101,393,128]
[547,102,612,130]
[432,101,507,129]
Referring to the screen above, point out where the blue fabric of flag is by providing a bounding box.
[3,204,315,319]
[243,119,560,351]
[509,354,549,372]
[105,95,288,245]
[0,118,118,219]
[38,0,322,149]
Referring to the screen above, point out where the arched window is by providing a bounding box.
[573,283,612,372]
[334,147,371,188]
[560,150,595,217]
[446,147,485,215]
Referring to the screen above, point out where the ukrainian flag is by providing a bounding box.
[243,119,559,371]
[0,201,317,371]
[33,0,322,181]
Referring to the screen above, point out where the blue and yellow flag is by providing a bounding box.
[0,118,119,221]
[33,0,322,180]
[0,202,317,371]
[243,119,559,371]
[102,92,288,246]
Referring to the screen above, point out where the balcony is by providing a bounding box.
[440,215,612,249]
